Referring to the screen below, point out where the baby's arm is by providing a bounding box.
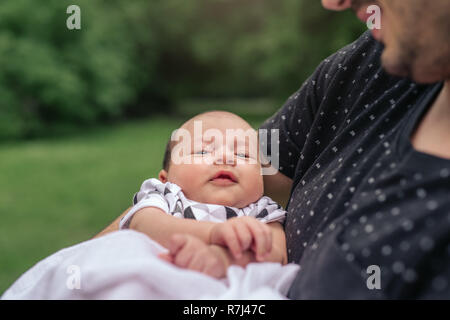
[161,222,286,279]
[92,207,131,239]
[159,234,227,278]
[129,208,287,267]
[129,207,216,249]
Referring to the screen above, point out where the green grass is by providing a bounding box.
[0,100,278,293]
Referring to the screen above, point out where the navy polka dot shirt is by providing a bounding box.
[261,31,450,299]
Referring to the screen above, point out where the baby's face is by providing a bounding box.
[160,113,264,208]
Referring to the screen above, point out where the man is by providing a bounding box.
[98,0,449,298]
[262,0,449,298]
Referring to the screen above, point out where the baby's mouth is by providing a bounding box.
[210,171,238,185]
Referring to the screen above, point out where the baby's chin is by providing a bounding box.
[186,192,260,209]
[196,196,245,208]
[205,193,263,208]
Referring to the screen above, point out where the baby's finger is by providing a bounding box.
[250,219,273,258]
[222,225,242,259]
[158,252,174,263]
[261,223,273,258]
[233,222,252,252]
[187,252,205,272]
[203,258,225,279]
[173,245,195,268]
[245,220,268,261]
[168,234,188,256]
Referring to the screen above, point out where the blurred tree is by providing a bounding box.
[184,0,365,98]
[0,0,366,140]
[0,0,147,138]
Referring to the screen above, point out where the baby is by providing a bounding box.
[119,110,287,279]
[2,110,296,300]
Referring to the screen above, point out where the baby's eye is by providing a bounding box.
[194,150,209,155]
[236,152,249,158]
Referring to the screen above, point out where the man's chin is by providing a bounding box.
[382,62,443,84]
[381,51,412,79]
[380,47,441,83]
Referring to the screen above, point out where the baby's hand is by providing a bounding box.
[209,216,272,261]
[159,234,227,279]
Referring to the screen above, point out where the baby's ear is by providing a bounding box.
[158,169,168,183]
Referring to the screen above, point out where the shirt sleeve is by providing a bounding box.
[259,31,374,180]
[259,63,325,180]
[244,196,286,225]
[119,179,170,229]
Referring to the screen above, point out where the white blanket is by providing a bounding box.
[2,230,299,300]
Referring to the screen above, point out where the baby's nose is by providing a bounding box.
[213,150,236,165]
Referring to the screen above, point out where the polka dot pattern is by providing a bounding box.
[261,31,450,299]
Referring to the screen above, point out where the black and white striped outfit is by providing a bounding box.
[119,178,286,229]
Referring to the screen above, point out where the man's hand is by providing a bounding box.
[209,216,272,261]
[159,234,228,279]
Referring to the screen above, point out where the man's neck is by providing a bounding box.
[440,80,450,111]
[430,80,450,127]
[410,80,450,159]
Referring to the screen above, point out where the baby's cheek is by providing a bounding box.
[255,179,265,198]
[244,170,264,200]
[168,164,203,189]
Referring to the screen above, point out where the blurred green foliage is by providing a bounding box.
[0,1,367,292]
[0,0,365,140]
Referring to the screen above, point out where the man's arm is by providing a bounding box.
[91,207,131,239]
[263,170,293,209]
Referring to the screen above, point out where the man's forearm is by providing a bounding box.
[92,208,131,239]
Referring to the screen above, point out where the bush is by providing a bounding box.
[0,0,365,140]
[0,0,153,139]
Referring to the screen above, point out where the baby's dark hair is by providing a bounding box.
[162,137,173,172]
